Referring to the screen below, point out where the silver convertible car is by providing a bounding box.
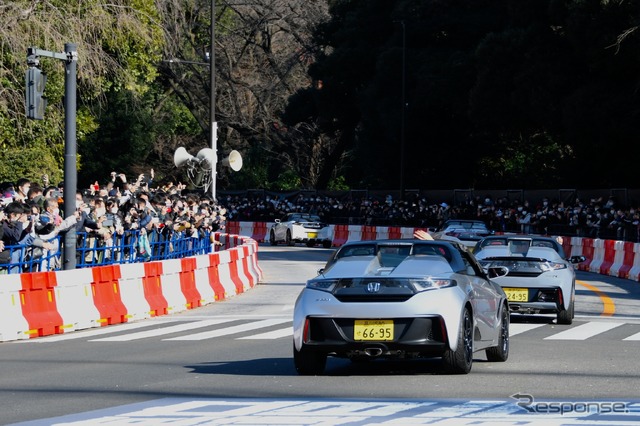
[474,237,584,325]
[269,213,333,248]
[293,240,510,375]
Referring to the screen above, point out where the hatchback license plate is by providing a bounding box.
[307,232,318,238]
[504,287,528,302]
[354,319,394,341]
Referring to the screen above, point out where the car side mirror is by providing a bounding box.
[274,219,281,224]
[569,255,586,264]
[487,266,509,278]
[317,268,324,275]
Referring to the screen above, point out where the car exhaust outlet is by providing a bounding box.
[364,347,383,357]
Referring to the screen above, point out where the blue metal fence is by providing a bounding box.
[0,228,216,274]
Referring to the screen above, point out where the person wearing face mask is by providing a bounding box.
[14,178,31,203]
[40,197,63,229]
[1,202,57,272]
[105,199,124,231]
[73,191,100,233]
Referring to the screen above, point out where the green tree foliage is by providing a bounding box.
[287,0,640,190]
[0,0,163,184]
[2,0,640,193]
[156,0,329,190]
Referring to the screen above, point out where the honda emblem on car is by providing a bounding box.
[366,282,382,293]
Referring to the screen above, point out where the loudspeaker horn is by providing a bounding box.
[174,147,195,167]
[196,148,216,168]
[222,150,243,171]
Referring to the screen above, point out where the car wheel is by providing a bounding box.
[322,241,332,249]
[293,343,327,375]
[286,230,294,246]
[557,294,575,325]
[485,304,509,362]
[442,307,473,374]
[269,230,277,246]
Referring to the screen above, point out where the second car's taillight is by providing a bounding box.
[306,279,339,292]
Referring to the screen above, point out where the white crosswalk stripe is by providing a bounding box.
[28,320,174,343]
[89,318,238,342]
[13,318,640,344]
[544,321,625,340]
[164,318,291,341]
[237,327,292,340]
[623,331,640,341]
[509,323,546,336]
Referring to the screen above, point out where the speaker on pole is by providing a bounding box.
[174,147,195,167]
[222,150,243,172]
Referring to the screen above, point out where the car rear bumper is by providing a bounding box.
[508,301,561,314]
[298,316,449,357]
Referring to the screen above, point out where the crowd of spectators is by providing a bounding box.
[219,192,640,242]
[1,170,228,272]
[3,169,640,273]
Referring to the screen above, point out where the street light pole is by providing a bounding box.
[399,20,406,201]
[210,0,218,202]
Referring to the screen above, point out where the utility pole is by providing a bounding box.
[26,43,78,270]
[399,20,407,201]
[210,0,218,202]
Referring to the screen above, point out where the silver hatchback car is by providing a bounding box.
[293,240,510,375]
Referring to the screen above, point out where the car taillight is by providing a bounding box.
[303,318,311,343]
[409,278,457,292]
[306,279,339,292]
[540,262,567,271]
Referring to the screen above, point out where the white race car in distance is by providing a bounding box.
[269,213,333,248]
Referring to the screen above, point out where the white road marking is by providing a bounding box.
[164,318,291,341]
[623,331,640,341]
[26,321,173,343]
[14,398,640,425]
[509,323,546,336]
[544,321,625,340]
[89,319,238,342]
[237,327,292,340]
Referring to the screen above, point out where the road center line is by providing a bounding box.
[576,280,615,316]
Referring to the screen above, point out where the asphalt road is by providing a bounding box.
[1,244,640,425]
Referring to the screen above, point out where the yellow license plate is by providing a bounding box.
[307,232,318,238]
[504,287,528,302]
[354,319,394,341]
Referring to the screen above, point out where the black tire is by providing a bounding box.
[286,230,294,246]
[322,241,332,249]
[269,230,277,246]
[557,296,574,325]
[486,304,509,362]
[442,307,473,374]
[293,343,327,375]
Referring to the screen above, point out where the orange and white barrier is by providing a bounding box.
[577,238,595,272]
[0,275,30,341]
[233,222,640,283]
[588,239,606,274]
[0,235,263,342]
[610,241,635,279]
[628,244,640,281]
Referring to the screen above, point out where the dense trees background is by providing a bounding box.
[1,0,639,192]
